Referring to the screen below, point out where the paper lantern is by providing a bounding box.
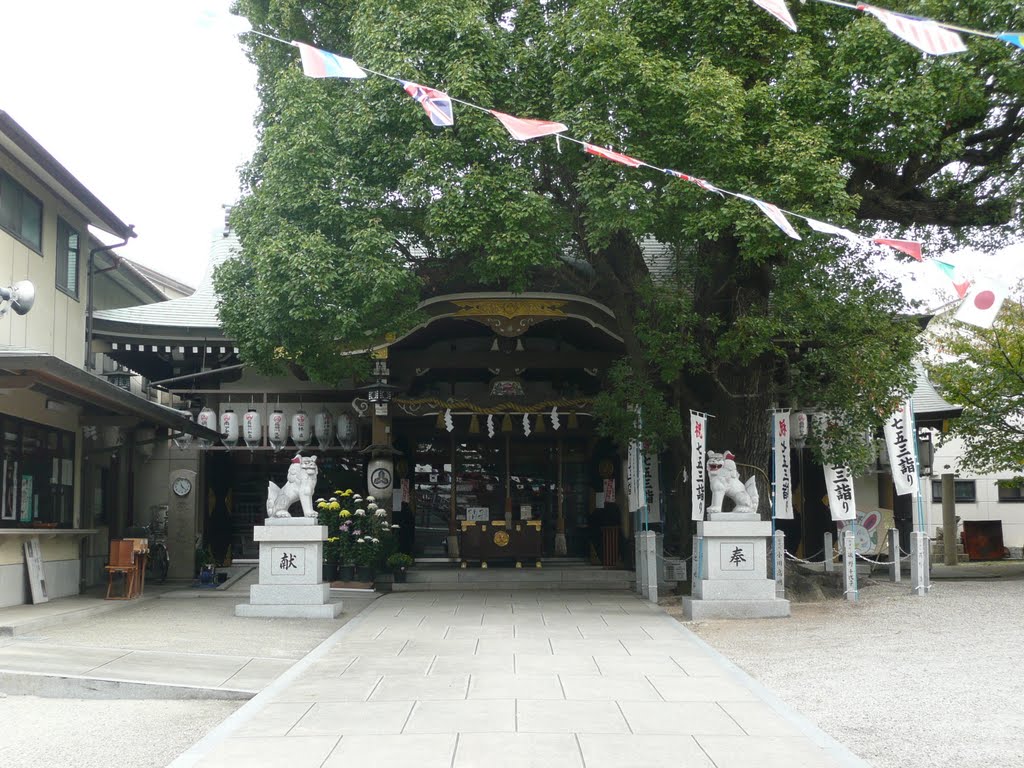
[291,409,311,447]
[268,409,287,452]
[336,411,357,450]
[367,455,394,508]
[243,408,262,449]
[197,407,216,449]
[315,408,334,449]
[220,408,240,447]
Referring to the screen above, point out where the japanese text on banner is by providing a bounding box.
[773,410,794,519]
[883,400,917,496]
[824,464,857,521]
[690,411,707,521]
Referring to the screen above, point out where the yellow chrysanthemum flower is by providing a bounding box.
[329,501,341,511]
[340,509,352,518]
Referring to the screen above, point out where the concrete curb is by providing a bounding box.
[0,670,253,700]
[662,609,872,767]
[168,595,382,767]
[0,594,160,638]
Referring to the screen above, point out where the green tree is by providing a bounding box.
[218,0,1023,523]
[928,290,1024,475]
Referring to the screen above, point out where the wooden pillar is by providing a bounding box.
[555,438,567,555]
[448,433,459,558]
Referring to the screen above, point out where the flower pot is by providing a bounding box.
[322,562,338,583]
[393,567,408,584]
[355,565,374,583]
[338,564,355,581]
[199,565,215,585]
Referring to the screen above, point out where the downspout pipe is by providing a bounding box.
[86,226,136,371]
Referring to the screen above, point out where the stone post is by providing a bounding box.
[889,527,901,582]
[910,530,930,596]
[823,532,835,573]
[774,530,786,598]
[692,534,703,599]
[642,530,658,603]
[842,528,857,602]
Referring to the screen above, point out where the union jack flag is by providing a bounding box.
[584,143,644,168]
[664,168,723,195]
[401,81,454,127]
[857,5,967,56]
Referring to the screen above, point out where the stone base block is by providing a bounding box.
[250,583,330,605]
[681,596,790,620]
[694,579,777,601]
[235,602,344,619]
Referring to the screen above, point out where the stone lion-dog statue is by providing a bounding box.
[267,453,319,518]
[706,450,759,515]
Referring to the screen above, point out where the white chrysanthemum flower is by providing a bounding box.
[391,524,400,529]
[355,508,366,516]
[366,495,375,503]
[356,537,366,543]
[371,537,380,544]
[316,497,326,503]
[374,510,387,518]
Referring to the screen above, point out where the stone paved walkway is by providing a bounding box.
[173,590,866,767]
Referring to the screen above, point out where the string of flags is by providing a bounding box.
[252,30,990,314]
[751,0,1023,56]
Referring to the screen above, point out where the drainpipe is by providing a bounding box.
[86,226,136,371]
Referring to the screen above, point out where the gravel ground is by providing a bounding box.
[0,583,377,767]
[673,576,1024,768]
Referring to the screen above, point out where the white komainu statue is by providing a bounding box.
[706,450,759,515]
[267,453,319,518]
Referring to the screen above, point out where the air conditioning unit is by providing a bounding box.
[663,558,688,582]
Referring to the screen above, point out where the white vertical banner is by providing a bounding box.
[772,410,793,519]
[627,406,646,514]
[644,448,661,523]
[690,411,707,521]
[824,464,857,521]
[883,400,917,496]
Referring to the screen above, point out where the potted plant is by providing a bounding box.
[352,534,377,583]
[387,552,414,583]
[195,545,215,585]
[323,537,340,583]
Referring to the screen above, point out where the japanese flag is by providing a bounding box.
[955,278,1007,329]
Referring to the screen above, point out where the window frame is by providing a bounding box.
[931,478,977,503]
[997,482,1024,503]
[55,217,80,299]
[0,170,43,253]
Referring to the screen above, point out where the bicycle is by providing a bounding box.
[128,506,170,583]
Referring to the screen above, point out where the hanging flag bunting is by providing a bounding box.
[824,464,857,521]
[931,260,956,280]
[551,407,560,431]
[738,195,801,240]
[401,81,454,127]
[883,400,917,496]
[954,278,1007,329]
[293,41,367,79]
[952,279,971,299]
[856,5,968,56]
[998,33,1024,49]
[804,217,862,243]
[873,238,922,261]
[690,411,707,521]
[584,143,644,168]
[663,169,723,195]
[522,413,531,436]
[490,110,568,141]
[752,0,798,32]
[486,414,495,438]
[773,410,794,520]
[444,408,454,432]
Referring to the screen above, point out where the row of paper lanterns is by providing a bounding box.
[178,406,359,451]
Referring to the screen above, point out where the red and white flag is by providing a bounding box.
[664,169,723,195]
[402,82,454,127]
[490,111,567,141]
[738,195,801,240]
[873,238,922,260]
[857,5,967,56]
[955,278,1007,328]
[752,0,798,32]
[584,143,644,168]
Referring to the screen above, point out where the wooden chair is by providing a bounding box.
[105,539,139,599]
[125,538,149,597]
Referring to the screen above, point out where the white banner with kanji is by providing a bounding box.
[773,410,794,519]
[883,400,918,496]
[824,464,857,521]
[690,411,707,521]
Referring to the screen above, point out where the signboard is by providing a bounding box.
[643,449,661,523]
[466,507,489,522]
[603,479,615,505]
[883,400,918,496]
[824,464,857,521]
[520,505,532,520]
[23,537,48,604]
[773,410,794,519]
[690,411,707,521]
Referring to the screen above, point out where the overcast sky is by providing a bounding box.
[0,1,1018,305]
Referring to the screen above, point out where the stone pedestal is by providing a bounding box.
[681,519,790,620]
[235,518,343,619]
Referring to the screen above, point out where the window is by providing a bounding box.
[0,415,75,528]
[0,171,43,251]
[998,482,1024,503]
[56,218,80,297]
[931,479,977,503]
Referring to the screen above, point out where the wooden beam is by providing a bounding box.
[0,375,35,389]
[392,350,611,370]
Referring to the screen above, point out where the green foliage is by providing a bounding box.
[928,288,1024,474]
[223,0,1022,465]
[387,552,414,570]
